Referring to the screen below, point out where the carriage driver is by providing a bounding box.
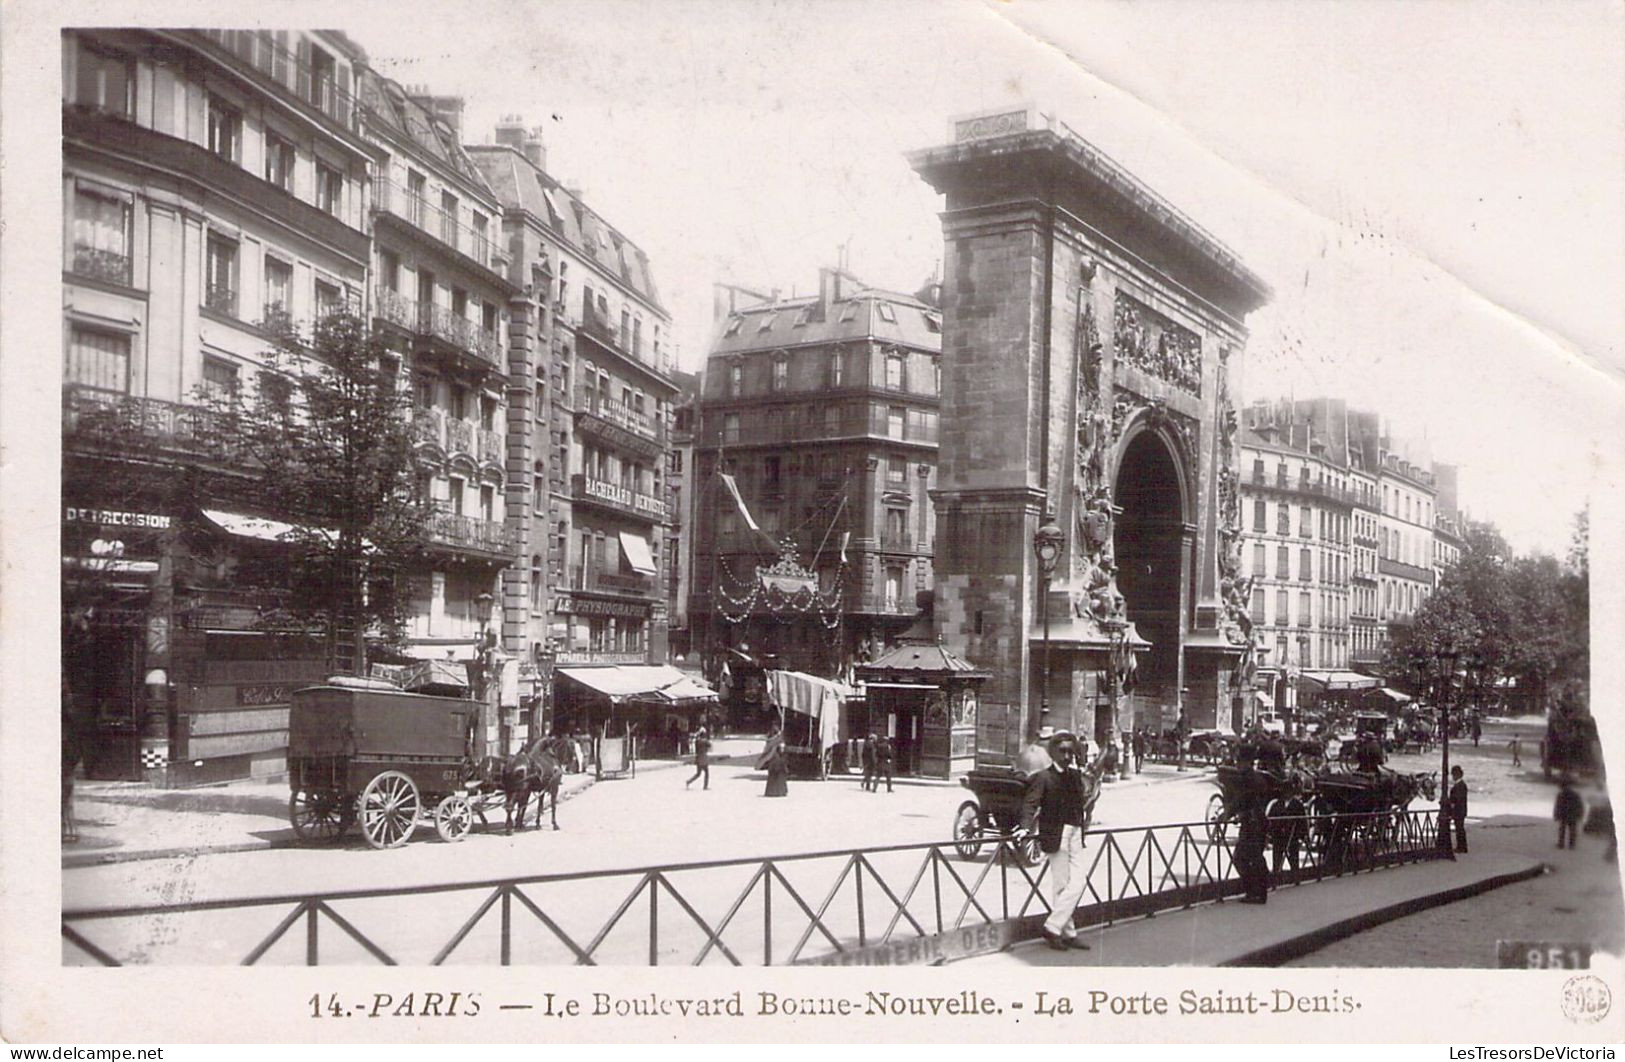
[1019,731,1093,951]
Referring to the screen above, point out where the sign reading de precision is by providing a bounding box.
[64,508,173,529]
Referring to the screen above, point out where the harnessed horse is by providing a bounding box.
[468,734,569,833]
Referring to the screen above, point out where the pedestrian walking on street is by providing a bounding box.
[1020,732,1092,951]
[1508,734,1523,768]
[861,733,877,791]
[1554,776,1585,849]
[875,735,896,793]
[1233,751,1272,903]
[1471,716,1482,748]
[686,727,712,790]
[761,738,789,798]
[1447,765,1469,853]
[1131,728,1146,773]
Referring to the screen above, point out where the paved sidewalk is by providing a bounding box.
[961,814,1552,968]
[63,768,603,868]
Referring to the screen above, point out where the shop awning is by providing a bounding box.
[1252,689,1274,709]
[1297,670,1382,691]
[559,664,700,702]
[203,508,303,543]
[618,532,658,575]
[1377,687,1413,704]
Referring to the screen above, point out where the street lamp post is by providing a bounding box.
[1031,513,1064,736]
[1434,638,1459,857]
[1102,616,1131,781]
[475,590,496,747]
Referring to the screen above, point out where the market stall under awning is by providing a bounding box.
[765,669,847,755]
[558,664,715,702]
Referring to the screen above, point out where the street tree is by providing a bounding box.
[206,312,428,672]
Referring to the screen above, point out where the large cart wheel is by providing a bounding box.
[952,801,984,861]
[358,770,420,849]
[289,788,351,843]
[434,793,473,843]
[1205,792,1229,845]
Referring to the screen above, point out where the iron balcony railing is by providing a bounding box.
[425,510,513,555]
[70,245,132,287]
[187,31,360,132]
[703,407,938,449]
[574,388,662,443]
[572,474,669,522]
[371,179,497,271]
[571,565,654,596]
[61,809,1445,967]
[63,385,239,461]
[203,283,238,318]
[372,287,501,368]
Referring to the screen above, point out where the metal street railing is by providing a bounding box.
[62,808,1444,967]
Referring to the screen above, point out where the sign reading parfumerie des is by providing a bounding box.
[795,919,1034,966]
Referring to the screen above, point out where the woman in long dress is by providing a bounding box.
[762,736,789,798]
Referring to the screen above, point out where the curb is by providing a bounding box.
[1222,860,1548,967]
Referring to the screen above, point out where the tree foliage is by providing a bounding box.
[207,313,428,670]
[1384,514,1589,713]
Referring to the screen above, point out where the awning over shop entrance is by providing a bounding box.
[1296,670,1382,692]
[558,664,715,704]
[1377,687,1413,705]
[618,532,658,575]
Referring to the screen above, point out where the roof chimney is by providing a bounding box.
[523,126,547,170]
[495,115,526,152]
[819,267,843,310]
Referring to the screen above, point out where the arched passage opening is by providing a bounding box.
[1113,430,1188,727]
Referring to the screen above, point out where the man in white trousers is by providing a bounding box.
[1019,731,1092,951]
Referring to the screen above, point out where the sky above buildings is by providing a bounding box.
[341,1,1617,556]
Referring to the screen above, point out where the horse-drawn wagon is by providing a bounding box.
[286,679,484,848]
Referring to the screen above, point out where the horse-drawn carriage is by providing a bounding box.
[952,752,1110,866]
[1204,757,1437,852]
[286,680,564,849]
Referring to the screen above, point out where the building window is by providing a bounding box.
[772,356,788,391]
[887,455,908,485]
[885,567,904,609]
[263,257,293,327]
[1299,505,1313,537]
[728,363,742,397]
[763,456,781,490]
[922,312,941,334]
[1276,545,1289,579]
[1301,547,1312,582]
[1277,505,1290,535]
[73,39,134,117]
[1251,587,1265,623]
[204,234,238,316]
[471,211,490,263]
[207,95,242,162]
[265,132,295,191]
[316,161,343,216]
[439,190,459,245]
[885,353,904,390]
[1276,589,1289,625]
[1253,499,1266,532]
[64,326,131,392]
[314,278,342,320]
[887,406,905,440]
[1251,457,1263,483]
[70,185,133,286]
[757,313,776,333]
[1251,542,1265,575]
[1299,591,1312,626]
[722,413,740,444]
[202,355,239,402]
[876,302,896,324]
[723,316,743,338]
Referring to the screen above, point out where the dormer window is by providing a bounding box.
[723,316,743,338]
[757,313,776,333]
[922,312,941,333]
[876,302,896,323]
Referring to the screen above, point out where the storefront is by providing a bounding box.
[553,663,718,762]
[855,641,989,781]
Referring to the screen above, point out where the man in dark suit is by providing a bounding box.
[875,735,896,793]
[1020,732,1093,950]
[861,733,877,792]
[1232,750,1272,903]
[1447,765,1469,853]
